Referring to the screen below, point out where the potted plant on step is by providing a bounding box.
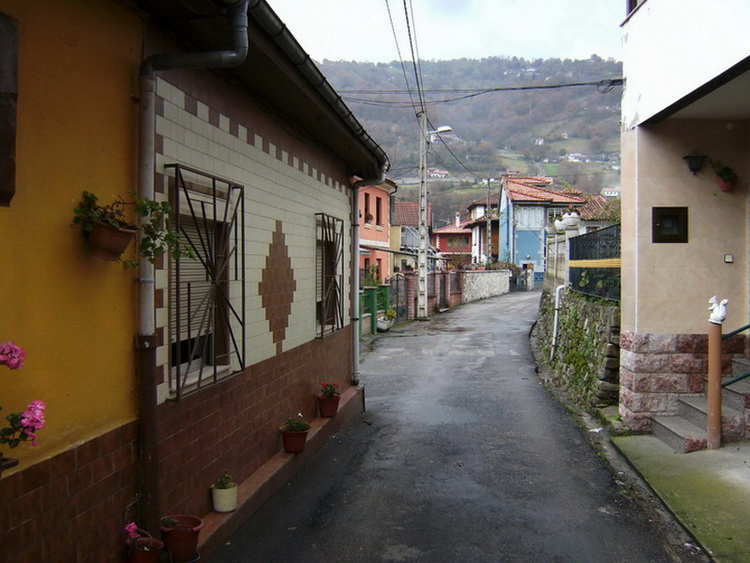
[211,470,238,513]
[318,382,341,417]
[124,522,163,563]
[159,515,204,562]
[73,190,193,264]
[280,413,311,453]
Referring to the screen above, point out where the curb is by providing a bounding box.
[197,385,365,558]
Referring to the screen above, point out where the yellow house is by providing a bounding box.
[0,1,387,560]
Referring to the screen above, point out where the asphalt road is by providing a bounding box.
[212,292,688,562]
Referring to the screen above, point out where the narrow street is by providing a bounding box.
[212,292,684,562]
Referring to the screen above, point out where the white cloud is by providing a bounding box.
[268,0,623,62]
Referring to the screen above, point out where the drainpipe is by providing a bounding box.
[136,0,249,532]
[351,175,385,386]
[550,283,567,361]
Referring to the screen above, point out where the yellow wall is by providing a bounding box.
[621,120,749,335]
[0,1,143,469]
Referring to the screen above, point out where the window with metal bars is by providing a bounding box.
[165,164,245,400]
[316,213,344,337]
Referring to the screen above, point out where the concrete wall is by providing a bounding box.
[622,0,750,128]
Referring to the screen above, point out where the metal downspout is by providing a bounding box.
[550,283,567,361]
[350,175,385,386]
[351,182,362,386]
[136,0,249,531]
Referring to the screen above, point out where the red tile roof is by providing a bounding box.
[393,201,433,227]
[505,177,586,205]
[578,193,621,221]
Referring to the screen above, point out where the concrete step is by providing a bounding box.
[652,415,707,453]
[677,395,745,441]
[731,356,750,378]
[723,377,750,411]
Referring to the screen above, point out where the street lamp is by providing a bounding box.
[417,114,452,320]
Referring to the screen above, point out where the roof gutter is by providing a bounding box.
[136,0,250,533]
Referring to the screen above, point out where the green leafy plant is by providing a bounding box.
[711,160,737,182]
[73,190,194,266]
[213,470,237,489]
[385,308,397,320]
[282,413,311,432]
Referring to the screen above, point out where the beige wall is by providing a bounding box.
[621,119,749,335]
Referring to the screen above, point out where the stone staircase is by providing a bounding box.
[652,358,750,453]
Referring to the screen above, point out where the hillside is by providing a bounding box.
[318,56,623,225]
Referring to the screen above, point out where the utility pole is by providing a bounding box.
[417,117,451,320]
[417,112,428,319]
[486,178,492,265]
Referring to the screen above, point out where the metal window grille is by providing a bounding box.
[165,164,245,400]
[569,223,620,302]
[316,213,344,337]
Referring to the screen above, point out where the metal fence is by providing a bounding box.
[568,224,621,301]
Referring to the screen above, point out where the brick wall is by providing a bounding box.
[157,328,352,518]
[0,424,138,562]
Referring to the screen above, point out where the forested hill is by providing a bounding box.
[318,56,623,196]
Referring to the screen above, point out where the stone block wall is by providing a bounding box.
[619,330,745,431]
[536,289,620,409]
[461,270,510,303]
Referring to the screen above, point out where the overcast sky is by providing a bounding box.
[268,0,625,63]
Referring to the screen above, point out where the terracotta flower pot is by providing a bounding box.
[160,515,204,562]
[718,178,735,192]
[88,220,136,261]
[128,538,164,563]
[281,429,309,453]
[318,394,341,417]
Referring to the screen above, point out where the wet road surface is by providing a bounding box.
[212,292,684,562]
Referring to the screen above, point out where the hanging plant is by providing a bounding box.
[711,160,737,191]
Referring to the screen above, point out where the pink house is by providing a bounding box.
[359,180,397,283]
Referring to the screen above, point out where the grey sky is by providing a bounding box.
[268,1,624,62]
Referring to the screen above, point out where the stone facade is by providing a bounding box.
[619,330,745,432]
[461,270,510,303]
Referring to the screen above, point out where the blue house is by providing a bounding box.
[467,176,585,282]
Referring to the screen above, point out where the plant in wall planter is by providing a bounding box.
[211,470,238,513]
[0,341,46,476]
[160,515,204,562]
[280,413,311,453]
[73,190,194,265]
[318,382,341,417]
[377,308,397,332]
[124,522,164,563]
[711,160,738,192]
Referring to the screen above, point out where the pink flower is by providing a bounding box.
[0,341,25,370]
[124,522,140,540]
[20,400,46,446]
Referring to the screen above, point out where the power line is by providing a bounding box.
[341,78,624,107]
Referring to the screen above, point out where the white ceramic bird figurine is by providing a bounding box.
[709,297,729,325]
